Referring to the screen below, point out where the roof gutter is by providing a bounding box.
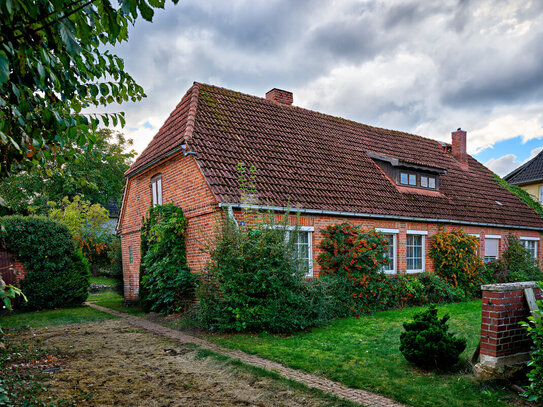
[218,203,543,232]
[508,177,543,186]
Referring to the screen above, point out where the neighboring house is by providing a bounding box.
[504,150,543,203]
[118,83,543,301]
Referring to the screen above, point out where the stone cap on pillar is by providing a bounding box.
[481,281,539,292]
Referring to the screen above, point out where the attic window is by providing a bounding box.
[366,152,445,192]
[400,172,437,190]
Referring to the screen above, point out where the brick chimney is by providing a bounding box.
[451,128,468,165]
[265,88,293,105]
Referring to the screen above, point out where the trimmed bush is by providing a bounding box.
[429,229,483,296]
[520,281,543,402]
[400,304,467,370]
[0,216,90,310]
[139,204,196,314]
[198,214,319,333]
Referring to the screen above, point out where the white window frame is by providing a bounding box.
[376,228,398,274]
[484,235,501,263]
[274,225,314,277]
[151,174,163,206]
[406,230,426,273]
[520,237,539,259]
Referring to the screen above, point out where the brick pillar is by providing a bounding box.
[475,281,542,380]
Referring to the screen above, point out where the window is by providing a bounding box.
[399,171,437,189]
[377,228,398,274]
[128,246,134,264]
[281,226,313,277]
[406,232,425,272]
[520,238,539,259]
[151,174,162,206]
[484,236,500,263]
[540,186,543,203]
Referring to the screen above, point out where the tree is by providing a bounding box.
[0,0,178,177]
[0,128,135,214]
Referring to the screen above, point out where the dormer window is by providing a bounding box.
[399,172,437,190]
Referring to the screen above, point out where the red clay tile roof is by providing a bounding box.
[127,82,543,230]
[504,150,543,185]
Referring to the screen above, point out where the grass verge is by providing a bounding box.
[87,291,145,316]
[89,276,117,286]
[202,300,519,407]
[0,306,116,330]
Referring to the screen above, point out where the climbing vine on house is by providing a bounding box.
[429,229,483,296]
[139,204,196,314]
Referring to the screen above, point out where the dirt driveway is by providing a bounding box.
[14,319,347,407]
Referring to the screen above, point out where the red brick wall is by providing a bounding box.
[233,210,542,276]
[118,152,220,301]
[479,282,542,366]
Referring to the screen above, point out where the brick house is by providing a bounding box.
[118,82,543,301]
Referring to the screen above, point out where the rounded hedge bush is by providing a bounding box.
[0,216,90,310]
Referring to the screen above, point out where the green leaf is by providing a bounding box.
[58,20,80,54]
[0,50,9,84]
[138,0,154,21]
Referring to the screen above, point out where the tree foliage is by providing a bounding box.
[0,128,135,214]
[0,0,177,177]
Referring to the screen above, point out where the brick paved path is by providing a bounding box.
[87,303,404,407]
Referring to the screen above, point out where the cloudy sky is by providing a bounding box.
[106,0,543,177]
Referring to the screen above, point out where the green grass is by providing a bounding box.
[88,291,145,316]
[204,300,517,407]
[87,290,123,302]
[0,306,116,329]
[89,276,117,286]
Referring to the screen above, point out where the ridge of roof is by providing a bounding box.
[196,82,440,147]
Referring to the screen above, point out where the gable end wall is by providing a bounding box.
[119,152,219,300]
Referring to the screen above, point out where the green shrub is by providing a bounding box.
[198,213,319,333]
[139,204,196,314]
[429,229,483,296]
[400,304,467,370]
[0,216,90,310]
[520,281,543,402]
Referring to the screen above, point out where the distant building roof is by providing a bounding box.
[504,150,543,186]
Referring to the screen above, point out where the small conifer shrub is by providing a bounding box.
[399,304,467,370]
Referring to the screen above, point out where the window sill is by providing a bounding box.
[406,269,424,274]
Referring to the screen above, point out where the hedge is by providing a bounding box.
[0,216,90,310]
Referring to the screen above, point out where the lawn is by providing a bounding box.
[204,300,518,407]
[0,306,117,329]
[87,291,145,316]
[89,276,117,286]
